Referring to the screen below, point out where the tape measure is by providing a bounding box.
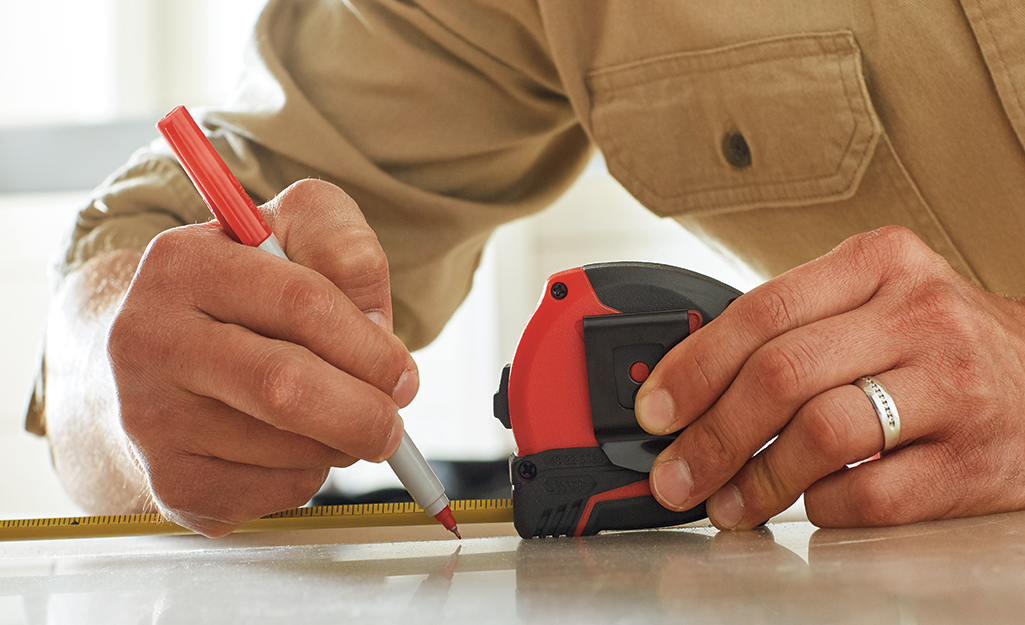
[0,498,513,542]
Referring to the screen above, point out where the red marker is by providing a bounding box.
[157,105,460,539]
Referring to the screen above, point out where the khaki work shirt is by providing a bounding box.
[27,0,1025,434]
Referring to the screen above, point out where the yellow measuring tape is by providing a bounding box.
[0,498,514,542]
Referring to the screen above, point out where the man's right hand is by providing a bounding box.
[107,179,418,537]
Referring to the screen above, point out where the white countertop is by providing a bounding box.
[3,511,1024,624]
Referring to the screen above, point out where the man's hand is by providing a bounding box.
[636,226,1025,529]
[106,179,417,536]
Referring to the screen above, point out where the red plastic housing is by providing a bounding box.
[507,268,620,455]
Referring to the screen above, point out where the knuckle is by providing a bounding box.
[252,350,307,418]
[359,340,409,391]
[277,179,324,208]
[846,473,900,526]
[355,404,399,460]
[278,179,361,224]
[670,344,722,400]
[108,307,169,376]
[294,469,329,502]
[741,284,799,340]
[862,226,951,280]
[868,224,920,251]
[143,228,181,262]
[312,446,342,469]
[801,398,855,461]
[277,278,337,337]
[290,178,350,204]
[141,227,196,277]
[331,395,398,461]
[344,230,390,285]
[904,280,971,334]
[838,226,915,280]
[287,178,328,196]
[107,308,141,365]
[689,420,742,476]
[148,465,198,517]
[305,441,348,469]
[751,457,797,509]
[150,458,327,534]
[930,439,977,511]
[253,469,326,514]
[900,282,987,388]
[858,225,920,262]
[749,342,813,403]
[847,464,924,527]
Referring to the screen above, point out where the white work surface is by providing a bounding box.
[2,512,1024,624]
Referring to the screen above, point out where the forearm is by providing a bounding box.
[43,249,154,514]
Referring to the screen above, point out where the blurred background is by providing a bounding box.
[0,0,762,519]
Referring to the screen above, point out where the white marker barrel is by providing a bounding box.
[387,431,450,517]
[257,234,288,260]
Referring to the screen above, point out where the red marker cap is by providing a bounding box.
[156,105,272,247]
[433,506,461,539]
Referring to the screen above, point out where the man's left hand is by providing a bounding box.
[636,226,1025,528]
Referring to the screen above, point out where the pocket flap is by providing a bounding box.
[587,31,882,217]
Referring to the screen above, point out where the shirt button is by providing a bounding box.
[722,132,752,169]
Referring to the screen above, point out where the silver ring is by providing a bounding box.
[853,376,901,452]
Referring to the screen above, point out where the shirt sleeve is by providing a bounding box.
[27,0,592,435]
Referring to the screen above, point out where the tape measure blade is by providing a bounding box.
[240,502,431,533]
[0,499,514,542]
[0,514,189,542]
[452,498,514,524]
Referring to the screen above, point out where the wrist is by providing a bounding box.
[43,250,153,514]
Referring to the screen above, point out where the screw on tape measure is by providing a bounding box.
[0,498,514,542]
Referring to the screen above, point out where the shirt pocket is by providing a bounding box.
[586,31,882,217]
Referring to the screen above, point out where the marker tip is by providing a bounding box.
[434,505,460,539]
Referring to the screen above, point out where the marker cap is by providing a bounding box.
[157,106,272,247]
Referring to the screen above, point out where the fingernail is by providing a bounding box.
[651,458,693,510]
[366,311,390,329]
[709,484,744,530]
[636,389,675,434]
[392,368,419,408]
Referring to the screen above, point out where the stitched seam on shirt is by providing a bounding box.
[589,31,855,83]
[973,1,1025,129]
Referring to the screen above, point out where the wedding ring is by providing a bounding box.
[853,376,901,452]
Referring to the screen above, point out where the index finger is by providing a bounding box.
[635,226,918,435]
[140,224,415,406]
